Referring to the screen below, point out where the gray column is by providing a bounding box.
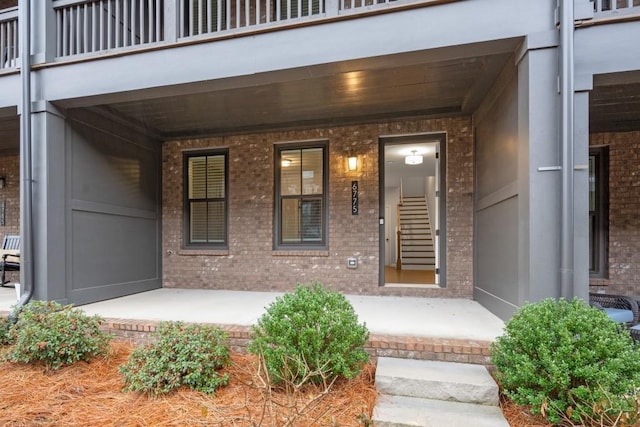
[573,88,590,301]
[31,101,68,302]
[517,46,562,303]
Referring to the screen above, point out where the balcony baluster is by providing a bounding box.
[0,8,18,70]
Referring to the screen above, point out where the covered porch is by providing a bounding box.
[0,286,505,364]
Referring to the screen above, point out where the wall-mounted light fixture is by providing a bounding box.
[405,150,423,166]
[348,156,358,171]
[281,159,292,167]
[0,176,6,189]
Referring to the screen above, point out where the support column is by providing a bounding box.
[30,101,68,302]
[517,45,562,303]
[573,84,591,301]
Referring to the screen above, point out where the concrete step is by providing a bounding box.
[373,395,509,427]
[375,358,499,405]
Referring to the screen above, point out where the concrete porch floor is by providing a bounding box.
[0,287,505,342]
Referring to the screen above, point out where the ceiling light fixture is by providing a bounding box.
[405,150,423,166]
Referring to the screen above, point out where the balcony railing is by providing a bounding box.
[179,0,398,37]
[0,7,18,70]
[54,0,164,57]
[594,0,640,16]
[180,0,325,37]
[2,0,634,63]
[52,0,410,59]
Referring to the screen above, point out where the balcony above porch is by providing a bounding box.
[1,0,639,78]
[1,0,640,142]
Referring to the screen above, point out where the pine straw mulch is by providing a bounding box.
[500,394,553,427]
[0,341,377,426]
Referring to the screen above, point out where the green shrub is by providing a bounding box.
[0,316,10,345]
[5,300,111,370]
[119,321,230,396]
[248,283,370,387]
[491,298,640,424]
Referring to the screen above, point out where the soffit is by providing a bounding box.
[104,53,513,138]
[0,115,19,153]
[590,82,640,133]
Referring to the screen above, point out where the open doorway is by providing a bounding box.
[379,133,446,287]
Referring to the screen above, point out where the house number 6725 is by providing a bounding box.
[351,181,359,215]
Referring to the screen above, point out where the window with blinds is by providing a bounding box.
[185,151,228,246]
[589,146,608,278]
[275,143,327,247]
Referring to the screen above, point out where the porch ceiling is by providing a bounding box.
[590,78,640,133]
[0,115,19,153]
[102,52,514,139]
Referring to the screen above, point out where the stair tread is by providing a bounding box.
[373,395,509,427]
[375,358,499,405]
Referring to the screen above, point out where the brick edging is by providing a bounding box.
[0,312,492,365]
[102,318,492,365]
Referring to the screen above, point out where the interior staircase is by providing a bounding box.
[399,196,435,271]
[373,357,509,426]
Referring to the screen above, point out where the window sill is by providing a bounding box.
[178,249,230,256]
[272,250,329,257]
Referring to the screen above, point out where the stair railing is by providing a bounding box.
[396,203,402,270]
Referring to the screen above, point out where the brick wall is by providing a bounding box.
[0,0,17,9]
[589,131,640,295]
[0,155,20,283]
[162,117,474,298]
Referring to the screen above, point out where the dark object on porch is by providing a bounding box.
[589,292,640,341]
[0,234,20,286]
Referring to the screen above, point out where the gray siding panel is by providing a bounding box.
[71,211,158,288]
[476,196,518,301]
[67,109,161,305]
[0,74,19,109]
[70,120,158,212]
[475,78,518,200]
[575,21,640,77]
[474,65,520,318]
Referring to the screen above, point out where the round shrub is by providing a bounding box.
[5,300,111,370]
[0,316,10,345]
[491,298,640,424]
[248,283,370,387]
[119,321,230,396]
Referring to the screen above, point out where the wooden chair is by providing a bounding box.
[0,235,20,286]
